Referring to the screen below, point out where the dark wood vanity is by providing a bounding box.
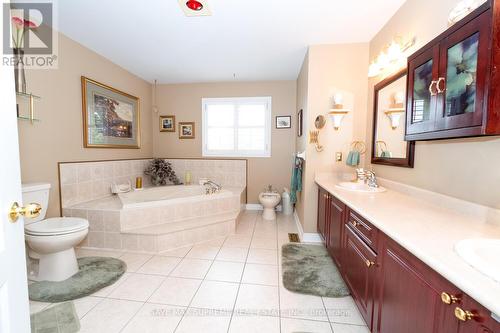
[405,0,500,141]
[317,186,500,333]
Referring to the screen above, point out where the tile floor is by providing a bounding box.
[29,211,370,333]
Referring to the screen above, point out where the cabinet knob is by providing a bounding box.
[428,80,438,96]
[441,292,459,305]
[365,259,375,268]
[351,221,358,227]
[454,307,476,322]
[436,77,446,94]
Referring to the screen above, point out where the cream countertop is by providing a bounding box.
[315,172,500,318]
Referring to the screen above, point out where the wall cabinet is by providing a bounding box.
[406,2,500,140]
[316,187,500,333]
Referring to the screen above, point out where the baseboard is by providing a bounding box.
[245,204,282,212]
[293,209,323,243]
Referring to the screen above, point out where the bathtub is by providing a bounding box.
[118,185,235,209]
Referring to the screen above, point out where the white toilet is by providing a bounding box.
[22,183,89,282]
[258,187,281,220]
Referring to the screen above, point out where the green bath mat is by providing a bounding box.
[281,243,350,297]
[29,256,126,303]
[31,302,80,333]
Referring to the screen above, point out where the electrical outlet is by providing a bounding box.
[335,152,343,162]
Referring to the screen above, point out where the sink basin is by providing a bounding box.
[335,182,386,193]
[455,238,500,283]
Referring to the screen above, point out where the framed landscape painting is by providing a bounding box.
[81,76,140,148]
[160,115,175,132]
[179,122,195,139]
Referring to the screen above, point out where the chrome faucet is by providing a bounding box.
[364,170,379,188]
[203,180,222,194]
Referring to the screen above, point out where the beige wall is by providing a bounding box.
[365,0,500,209]
[297,44,370,233]
[152,81,297,204]
[18,33,153,218]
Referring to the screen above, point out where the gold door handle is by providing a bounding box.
[436,77,446,94]
[454,307,476,322]
[365,259,375,268]
[351,221,358,227]
[9,202,42,223]
[441,292,459,305]
[428,80,438,96]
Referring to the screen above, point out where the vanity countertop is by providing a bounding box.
[315,173,500,318]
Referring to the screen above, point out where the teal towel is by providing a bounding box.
[381,151,392,158]
[346,151,360,167]
[290,158,303,204]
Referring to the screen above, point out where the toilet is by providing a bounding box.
[258,188,281,220]
[22,183,89,282]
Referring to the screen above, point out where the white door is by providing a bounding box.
[0,1,31,331]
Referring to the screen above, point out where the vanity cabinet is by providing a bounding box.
[316,186,500,333]
[405,2,500,140]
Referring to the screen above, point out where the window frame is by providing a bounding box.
[202,96,272,158]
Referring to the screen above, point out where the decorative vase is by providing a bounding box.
[13,48,26,94]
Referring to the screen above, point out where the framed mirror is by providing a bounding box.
[372,70,415,168]
[315,115,326,129]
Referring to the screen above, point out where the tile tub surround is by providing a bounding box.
[59,158,247,210]
[315,172,500,317]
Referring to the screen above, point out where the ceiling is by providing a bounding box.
[56,0,406,84]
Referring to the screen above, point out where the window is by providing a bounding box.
[202,97,272,157]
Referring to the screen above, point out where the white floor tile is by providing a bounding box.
[79,298,143,333]
[176,308,232,333]
[234,284,279,316]
[215,247,248,262]
[119,253,153,272]
[330,323,370,333]
[170,258,213,279]
[186,245,221,260]
[228,314,280,333]
[281,317,333,333]
[137,256,181,275]
[72,296,103,319]
[250,237,278,250]
[241,264,278,286]
[190,280,239,311]
[280,287,329,322]
[206,261,245,283]
[121,303,186,333]
[198,237,226,247]
[323,296,365,325]
[223,235,252,248]
[247,248,278,265]
[159,246,192,258]
[148,277,202,307]
[108,273,164,302]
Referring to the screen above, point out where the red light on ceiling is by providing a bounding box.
[186,0,203,11]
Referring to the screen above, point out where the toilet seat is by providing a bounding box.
[25,217,89,236]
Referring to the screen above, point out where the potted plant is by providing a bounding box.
[144,158,181,186]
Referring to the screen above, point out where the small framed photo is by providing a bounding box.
[159,115,175,132]
[179,122,195,139]
[298,109,303,137]
[276,116,291,129]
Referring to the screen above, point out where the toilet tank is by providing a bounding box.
[21,183,51,224]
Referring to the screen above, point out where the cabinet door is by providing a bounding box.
[317,188,329,240]
[457,296,499,333]
[376,238,459,333]
[435,11,491,132]
[343,225,377,329]
[327,195,345,267]
[406,45,440,137]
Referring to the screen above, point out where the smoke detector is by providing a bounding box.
[179,0,212,16]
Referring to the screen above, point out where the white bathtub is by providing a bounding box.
[118,185,235,209]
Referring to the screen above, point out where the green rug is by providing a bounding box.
[281,243,350,297]
[31,302,80,333]
[29,256,126,303]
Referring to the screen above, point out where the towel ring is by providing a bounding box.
[350,141,366,155]
[376,141,388,156]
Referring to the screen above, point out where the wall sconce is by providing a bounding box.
[328,93,350,130]
[384,91,405,130]
[368,36,415,78]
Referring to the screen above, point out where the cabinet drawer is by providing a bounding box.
[347,209,378,251]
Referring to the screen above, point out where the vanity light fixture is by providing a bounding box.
[385,91,405,130]
[328,93,350,130]
[368,36,415,78]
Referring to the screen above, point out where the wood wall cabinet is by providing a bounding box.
[405,2,500,140]
[316,186,500,333]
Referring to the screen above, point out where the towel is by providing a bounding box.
[380,151,392,158]
[290,157,303,204]
[346,151,360,167]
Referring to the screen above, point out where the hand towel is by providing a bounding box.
[290,157,303,204]
[346,151,360,167]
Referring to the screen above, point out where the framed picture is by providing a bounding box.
[159,115,176,132]
[179,122,195,139]
[298,109,303,137]
[81,76,140,148]
[276,116,291,129]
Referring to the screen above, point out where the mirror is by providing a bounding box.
[315,115,326,129]
[372,70,415,168]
